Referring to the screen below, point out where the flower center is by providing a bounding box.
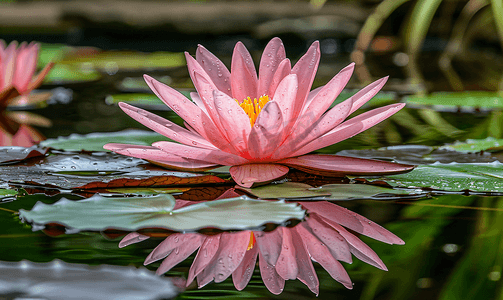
[236,95,270,126]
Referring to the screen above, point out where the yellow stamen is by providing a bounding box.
[247,231,256,251]
[235,95,270,126]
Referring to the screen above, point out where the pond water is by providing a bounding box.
[1,36,503,300]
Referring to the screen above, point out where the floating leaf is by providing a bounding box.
[0,151,229,192]
[43,64,102,85]
[0,146,48,164]
[59,51,186,72]
[19,194,305,232]
[0,260,178,300]
[405,92,503,112]
[0,188,17,199]
[371,162,503,193]
[241,182,424,200]
[105,91,192,111]
[338,145,497,165]
[40,130,169,152]
[441,137,503,153]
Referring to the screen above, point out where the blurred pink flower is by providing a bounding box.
[0,40,54,107]
[119,200,403,295]
[105,37,413,187]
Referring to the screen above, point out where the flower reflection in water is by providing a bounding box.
[120,198,403,295]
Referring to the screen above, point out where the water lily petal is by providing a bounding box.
[118,232,150,248]
[292,103,406,156]
[0,85,20,107]
[0,41,17,89]
[279,154,415,177]
[204,231,250,284]
[301,86,323,113]
[145,75,235,153]
[25,61,54,92]
[229,163,289,188]
[291,41,320,119]
[196,44,232,96]
[300,63,354,122]
[322,217,388,270]
[259,251,285,295]
[156,234,204,275]
[231,42,258,101]
[273,86,353,159]
[248,101,284,159]
[118,102,216,149]
[153,141,248,166]
[347,76,389,115]
[13,42,38,93]
[305,214,352,263]
[232,238,259,291]
[103,143,218,170]
[187,235,221,287]
[275,227,298,280]
[271,74,298,135]
[254,228,283,266]
[257,37,286,97]
[266,58,291,98]
[144,233,201,266]
[291,228,319,295]
[296,224,353,289]
[12,124,44,147]
[189,92,208,115]
[299,202,405,245]
[213,90,251,155]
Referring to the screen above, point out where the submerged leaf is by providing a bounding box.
[19,194,305,232]
[0,260,178,300]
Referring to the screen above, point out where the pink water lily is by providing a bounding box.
[0,40,54,107]
[104,37,413,187]
[119,200,403,295]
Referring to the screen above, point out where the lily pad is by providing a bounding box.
[0,188,17,199]
[59,51,186,72]
[43,64,102,85]
[404,92,503,112]
[373,162,503,193]
[0,151,228,192]
[40,130,169,152]
[19,194,305,232]
[338,145,497,165]
[440,137,503,153]
[0,146,48,164]
[241,182,425,200]
[0,260,178,300]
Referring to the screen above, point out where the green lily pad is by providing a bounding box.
[43,64,102,84]
[404,92,503,112]
[374,162,503,193]
[440,137,503,153]
[59,51,185,72]
[241,182,424,200]
[0,188,17,199]
[19,194,305,232]
[40,130,169,152]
